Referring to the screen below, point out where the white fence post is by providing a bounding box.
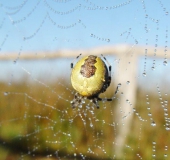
[114,50,138,158]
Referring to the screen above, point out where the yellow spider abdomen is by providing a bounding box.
[71,55,108,97]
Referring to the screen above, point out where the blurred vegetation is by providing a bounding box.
[0,79,169,160]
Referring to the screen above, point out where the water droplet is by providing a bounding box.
[90,123,93,127]
[126,81,130,84]
[148,112,152,116]
[164,154,167,158]
[118,83,121,87]
[69,119,73,123]
[165,111,168,116]
[152,141,156,145]
[24,113,27,119]
[147,107,150,110]
[165,126,170,131]
[152,154,156,157]
[143,72,146,76]
[82,100,85,104]
[72,143,75,148]
[4,92,9,96]
[163,61,168,66]
[165,146,168,150]
[78,104,82,108]
[151,121,156,126]
[107,39,110,42]
[164,107,168,111]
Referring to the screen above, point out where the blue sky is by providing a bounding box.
[0,0,169,51]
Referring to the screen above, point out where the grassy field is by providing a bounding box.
[0,80,169,160]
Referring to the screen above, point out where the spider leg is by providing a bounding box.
[97,83,120,102]
[101,54,112,87]
[70,92,81,108]
[114,84,119,94]
[71,92,87,108]
[70,53,82,69]
[97,97,113,102]
[87,96,100,109]
[101,54,112,76]
[92,97,100,109]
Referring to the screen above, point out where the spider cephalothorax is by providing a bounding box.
[70,54,118,109]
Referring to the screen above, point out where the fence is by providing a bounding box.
[0,44,169,60]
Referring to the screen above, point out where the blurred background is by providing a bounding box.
[0,0,170,159]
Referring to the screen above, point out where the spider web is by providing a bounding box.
[0,0,170,159]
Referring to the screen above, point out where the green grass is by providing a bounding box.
[0,80,169,159]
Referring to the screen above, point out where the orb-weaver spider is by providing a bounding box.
[70,54,119,109]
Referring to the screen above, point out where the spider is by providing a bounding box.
[70,54,119,109]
